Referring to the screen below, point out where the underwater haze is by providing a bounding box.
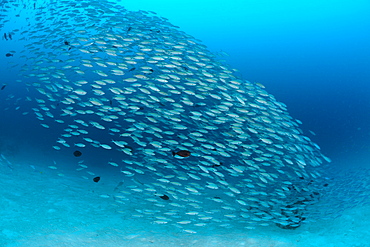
[0,0,369,246]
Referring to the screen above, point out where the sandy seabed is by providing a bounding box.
[1,156,369,247]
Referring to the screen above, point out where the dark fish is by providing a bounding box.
[129,67,135,72]
[73,150,82,157]
[8,33,12,40]
[93,176,100,183]
[159,194,169,200]
[114,181,124,191]
[5,53,13,57]
[124,145,134,152]
[64,41,69,45]
[127,27,132,32]
[1,84,6,90]
[172,150,191,158]
[3,33,7,40]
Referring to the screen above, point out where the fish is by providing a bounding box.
[5,53,13,57]
[172,150,191,158]
[73,150,82,157]
[159,194,170,200]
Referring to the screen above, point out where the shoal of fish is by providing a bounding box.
[0,0,334,233]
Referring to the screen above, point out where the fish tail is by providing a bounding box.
[172,151,176,156]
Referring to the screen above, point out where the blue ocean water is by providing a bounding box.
[122,0,370,166]
[0,0,368,165]
[0,0,369,245]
